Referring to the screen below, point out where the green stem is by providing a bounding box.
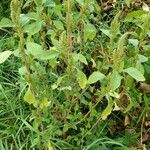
[10,0,35,93]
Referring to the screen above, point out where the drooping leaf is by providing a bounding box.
[0,51,13,64]
[124,67,145,81]
[88,71,105,84]
[101,99,114,120]
[24,87,36,105]
[77,70,87,89]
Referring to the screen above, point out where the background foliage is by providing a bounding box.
[0,0,150,149]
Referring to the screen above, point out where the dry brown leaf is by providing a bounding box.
[139,83,150,93]
[124,115,130,126]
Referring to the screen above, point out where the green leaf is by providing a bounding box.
[0,51,13,64]
[26,42,58,60]
[53,20,64,30]
[128,39,139,48]
[100,29,110,37]
[101,99,113,120]
[125,10,144,22]
[138,54,148,63]
[84,23,96,42]
[88,71,105,84]
[75,0,84,6]
[73,53,88,65]
[110,71,123,91]
[124,67,145,81]
[77,70,87,89]
[0,18,13,28]
[20,14,30,26]
[24,87,36,105]
[24,21,43,35]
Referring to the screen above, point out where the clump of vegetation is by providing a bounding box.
[0,0,150,149]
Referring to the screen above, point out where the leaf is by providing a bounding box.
[128,39,139,48]
[125,0,131,7]
[125,10,144,22]
[24,21,43,35]
[24,87,36,105]
[39,97,50,109]
[110,71,123,91]
[138,55,148,63]
[20,14,30,26]
[88,71,105,84]
[73,53,88,65]
[0,51,13,64]
[101,99,113,120]
[53,20,64,30]
[0,18,13,28]
[139,83,150,93]
[26,42,59,60]
[100,29,111,37]
[84,23,96,42]
[75,0,84,6]
[124,67,145,81]
[77,70,87,89]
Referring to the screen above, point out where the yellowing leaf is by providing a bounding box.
[101,99,113,120]
[77,70,87,89]
[39,97,50,109]
[0,51,13,64]
[24,87,36,105]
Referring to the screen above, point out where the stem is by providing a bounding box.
[66,0,73,76]
[10,0,35,93]
[66,0,72,67]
